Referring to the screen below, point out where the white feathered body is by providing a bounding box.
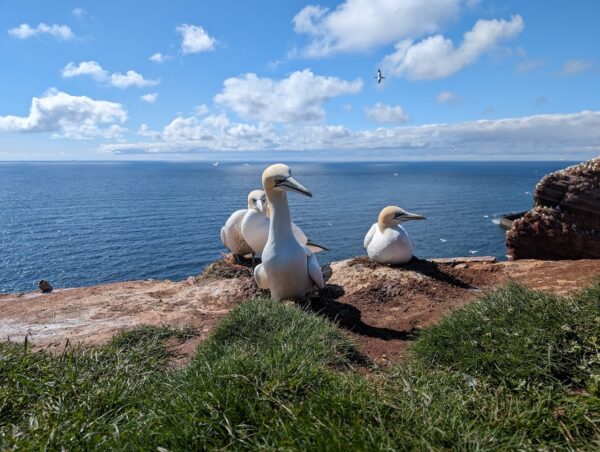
[254,192,323,301]
[241,209,270,254]
[259,239,321,300]
[241,209,319,255]
[364,223,414,264]
[220,209,252,256]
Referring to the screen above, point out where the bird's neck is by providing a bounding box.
[266,189,294,240]
[378,220,393,233]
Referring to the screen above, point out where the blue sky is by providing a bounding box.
[0,0,599,160]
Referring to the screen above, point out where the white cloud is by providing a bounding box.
[365,103,409,123]
[203,113,230,130]
[293,0,466,57]
[194,104,209,116]
[214,69,362,123]
[560,59,593,75]
[62,61,107,80]
[110,70,158,88]
[138,124,160,139]
[176,24,216,54]
[61,61,159,88]
[436,90,458,103]
[8,23,74,40]
[98,111,600,159]
[162,116,211,141]
[0,89,127,140]
[72,8,87,19]
[140,93,158,103]
[149,52,172,63]
[382,15,524,80]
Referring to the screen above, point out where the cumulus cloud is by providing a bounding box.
[8,23,74,40]
[365,103,409,123]
[293,0,467,57]
[62,61,107,80]
[436,91,458,103]
[194,104,209,116]
[202,113,230,130]
[162,116,212,141]
[560,59,593,75]
[149,52,172,63]
[110,70,158,88]
[98,111,600,159]
[214,69,362,123]
[101,113,277,154]
[0,89,127,139]
[140,93,158,103]
[177,24,216,54]
[382,15,524,80]
[61,61,159,88]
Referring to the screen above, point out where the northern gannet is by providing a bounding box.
[375,69,385,84]
[241,192,327,256]
[220,190,263,260]
[364,206,426,265]
[253,164,324,300]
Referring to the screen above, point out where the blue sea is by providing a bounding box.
[0,161,574,293]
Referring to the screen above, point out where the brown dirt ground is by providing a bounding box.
[1,254,599,367]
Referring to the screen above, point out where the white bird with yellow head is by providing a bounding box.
[253,164,324,300]
[364,206,426,264]
[220,190,264,260]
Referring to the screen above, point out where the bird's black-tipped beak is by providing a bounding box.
[276,176,313,197]
[396,211,426,221]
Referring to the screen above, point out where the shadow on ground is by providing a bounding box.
[306,283,421,342]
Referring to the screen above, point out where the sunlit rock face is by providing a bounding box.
[506,157,600,260]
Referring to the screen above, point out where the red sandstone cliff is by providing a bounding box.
[506,157,600,260]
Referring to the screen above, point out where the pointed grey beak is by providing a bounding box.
[277,176,313,197]
[255,199,264,213]
[398,211,426,222]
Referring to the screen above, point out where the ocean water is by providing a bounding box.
[0,161,574,293]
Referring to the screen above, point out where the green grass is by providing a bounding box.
[1,284,600,450]
[413,281,600,390]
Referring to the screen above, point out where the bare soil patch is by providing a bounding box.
[2,256,599,367]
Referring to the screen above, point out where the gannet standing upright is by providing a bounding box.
[241,194,328,257]
[220,190,264,260]
[364,206,426,264]
[254,164,323,300]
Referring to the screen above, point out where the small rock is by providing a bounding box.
[38,280,53,293]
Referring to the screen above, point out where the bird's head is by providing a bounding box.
[247,189,266,213]
[378,205,426,229]
[261,163,312,197]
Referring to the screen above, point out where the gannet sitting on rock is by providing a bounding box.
[220,190,264,260]
[241,191,327,256]
[254,164,324,300]
[364,206,426,265]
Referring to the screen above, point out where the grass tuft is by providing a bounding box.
[412,281,600,390]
